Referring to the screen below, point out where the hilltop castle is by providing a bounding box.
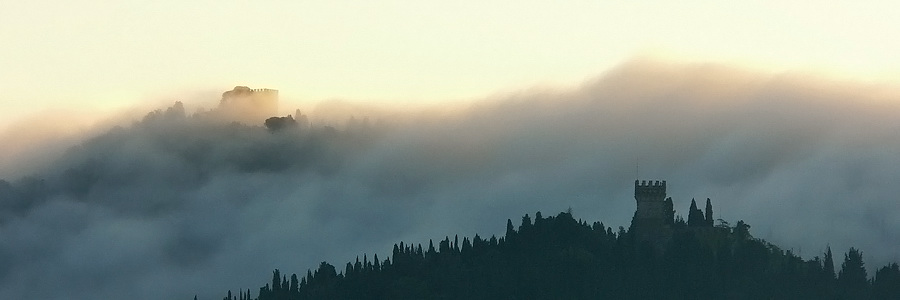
[218,86,279,125]
[630,180,716,250]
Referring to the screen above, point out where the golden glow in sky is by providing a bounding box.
[2,1,900,125]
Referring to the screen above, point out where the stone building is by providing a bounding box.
[218,86,279,124]
[630,180,673,249]
[630,179,719,253]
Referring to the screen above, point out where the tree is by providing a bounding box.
[838,248,868,298]
[687,199,705,227]
[264,115,298,132]
[506,219,516,241]
[823,246,835,280]
[733,220,751,240]
[873,263,900,299]
[214,211,900,299]
[272,269,282,291]
[663,197,675,225]
[521,214,532,231]
[290,273,299,294]
[704,198,713,227]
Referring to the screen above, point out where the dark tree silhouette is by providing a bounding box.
[824,246,836,279]
[663,197,675,225]
[212,208,900,300]
[838,247,869,298]
[873,263,900,298]
[264,115,298,132]
[687,198,704,227]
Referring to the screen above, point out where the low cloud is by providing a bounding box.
[1,60,899,299]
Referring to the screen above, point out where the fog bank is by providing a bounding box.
[1,60,900,299]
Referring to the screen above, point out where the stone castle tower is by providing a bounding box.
[633,180,667,228]
[631,180,674,248]
[630,180,718,252]
[218,86,279,124]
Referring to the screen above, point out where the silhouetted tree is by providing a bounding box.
[290,273,299,294]
[838,248,869,298]
[264,115,298,132]
[824,246,835,280]
[734,220,751,240]
[687,198,705,227]
[272,269,282,291]
[506,219,516,241]
[521,214,532,231]
[873,263,900,298]
[663,197,675,225]
[214,211,893,300]
[704,198,713,227]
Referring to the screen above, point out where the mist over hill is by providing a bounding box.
[2,61,900,299]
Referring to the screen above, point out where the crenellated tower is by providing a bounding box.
[627,180,719,254]
[630,180,673,250]
[633,180,667,227]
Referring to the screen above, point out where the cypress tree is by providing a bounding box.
[272,269,281,291]
[687,198,704,227]
[824,246,836,279]
[462,237,472,253]
[521,214,532,231]
[705,198,714,227]
[506,219,516,238]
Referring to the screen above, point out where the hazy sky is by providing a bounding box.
[3,1,900,125]
[5,2,900,299]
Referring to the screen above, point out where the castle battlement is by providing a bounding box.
[635,180,666,188]
[251,88,279,94]
[635,180,666,197]
[633,179,668,231]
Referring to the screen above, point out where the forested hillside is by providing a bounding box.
[211,211,900,299]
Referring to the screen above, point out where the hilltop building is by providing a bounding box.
[630,180,716,252]
[631,180,674,248]
[218,86,279,124]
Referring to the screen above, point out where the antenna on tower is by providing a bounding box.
[635,156,640,180]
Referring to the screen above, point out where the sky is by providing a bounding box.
[3,1,900,299]
[3,1,900,124]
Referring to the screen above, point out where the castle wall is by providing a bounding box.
[219,86,279,125]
